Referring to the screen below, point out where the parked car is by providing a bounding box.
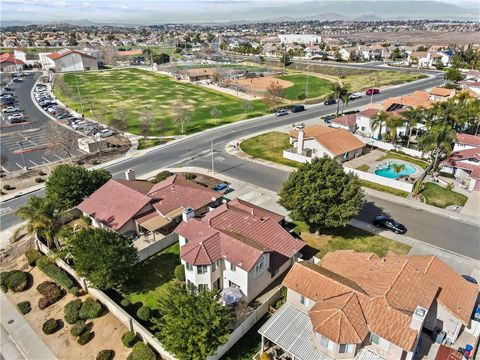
[12,78,23,83]
[324,98,337,105]
[3,87,14,92]
[10,117,26,124]
[275,109,289,117]
[291,104,305,113]
[2,106,19,113]
[8,113,24,121]
[57,112,71,120]
[349,93,362,100]
[323,114,335,124]
[461,275,478,284]
[373,215,407,234]
[212,182,229,193]
[99,129,114,138]
[366,88,380,96]
[47,106,58,114]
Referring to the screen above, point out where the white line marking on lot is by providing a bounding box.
[29,160,39,166]
[42,157,51,163]
[15,162,23,169]
[53,154,63,160]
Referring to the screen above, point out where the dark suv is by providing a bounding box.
[291,104,305,113]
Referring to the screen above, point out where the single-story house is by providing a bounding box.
[0,52,24,72]
[453,133,480,152]
[429,87,456,102]
[440,147,480,191]
[259,250,478,360]
[77,170,221,241]
[44,48,98,72]
[285,124,365,163]
[176,198,305,302]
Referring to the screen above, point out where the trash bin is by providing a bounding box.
[434,329,446,344]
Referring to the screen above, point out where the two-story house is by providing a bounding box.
[175,198,305,302]
[259,251,478,360]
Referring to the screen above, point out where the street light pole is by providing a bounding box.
[71,53,85,115]
[211,140,214,174]
[17,140,26,171]
[305,57,310,102]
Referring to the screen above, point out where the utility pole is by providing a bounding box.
[211,140,214,174]
[305,57,310,102]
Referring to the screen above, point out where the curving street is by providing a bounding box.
[3,71,479,260]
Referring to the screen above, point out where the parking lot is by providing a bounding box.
[1,72,85,172]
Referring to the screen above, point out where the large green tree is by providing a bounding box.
[418,124,457,171]
[45,164,111,211]
[369,110,389,140]
[279,157,364,230]
[152,282,234,360]
[65,228,138,290]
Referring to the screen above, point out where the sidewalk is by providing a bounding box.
[1,292,56,360]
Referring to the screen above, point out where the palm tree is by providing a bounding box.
[15,196,61,249]
[340,87,352,115]
[369,111,388,140]
[418,124,457,171]
[385,115,404,144]
[402,106,425,148]
[330,83,350,117]
[391,163,406,180]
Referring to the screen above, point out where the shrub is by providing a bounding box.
[36,256,79,293]
[96,350,114,360]
[79,298,102,320]
[91,159,100,165]
[39,171,47,176]
[70,320,87,337]
[78,331,93,345]
[136,306,151,322]
[127,342,156,360]
[2,270,28,292]
[38,297,50,310]
[64,299,82,324]
[42,318,59,335]
[439,171,455,179]
[17,301,31,315]
[37,281,64,305]
[121,331,138,348]
[25,249,43,267]
[152,170,172,183]
[174,264,185,282]
[68,286,81,296]
[120,298,131,308]
[35,178,44,183]
[3,184,12,190]
[185,173,196,180]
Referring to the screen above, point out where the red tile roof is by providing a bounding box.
[77,175,220,231]
[457,133,480,148]
[0,53,24,65]
[332,114,357,127]
[435,345,463,360]
[176,199,304,271]
[441,148,480,178]
[357,109,379,118]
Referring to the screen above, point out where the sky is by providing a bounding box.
[0,0,476,24]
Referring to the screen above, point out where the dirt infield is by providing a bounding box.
[230,76,294,94]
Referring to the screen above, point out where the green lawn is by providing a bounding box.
[123,243,180,309]
[356,164,370,172]
[55,68,268,136]
[359,179,410,198]
[294,223,411,259]
[377,151,430,169]
[278,74,332,101]
[240,132,301,168]
[343,71,427,92]
[137,138,174,150]
[421,182,468,209]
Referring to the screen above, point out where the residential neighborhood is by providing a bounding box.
[1,2,480,360]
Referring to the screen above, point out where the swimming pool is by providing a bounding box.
[374,161,417,179]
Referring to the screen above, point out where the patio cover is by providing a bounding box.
[259,303,330,360]
[138,214,170,232]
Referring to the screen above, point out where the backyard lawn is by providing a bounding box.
[56,68,268,136]
[123,243,180,309]
[278,74,332,101]
[293,222,411,259]
[421,182,468,209]
[358,179,410,198]
[240,132,301,168]
[377,151,430,169]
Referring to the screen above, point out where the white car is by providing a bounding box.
[47,106,58,114]
[2,106,19,113]
[349,93,362,100]
[8,113,24,120]
[99,129,114,138]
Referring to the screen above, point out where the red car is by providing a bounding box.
[366,88,380,95]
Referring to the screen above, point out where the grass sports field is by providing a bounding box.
[56,68,269,136]
[279,74,332,100]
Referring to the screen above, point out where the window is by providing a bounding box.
[339,344,351,354]
[212,260,219,272]
[370,333,380,346]
[185,262,193,272]
[300,295,309,306]
[319,335,329,348]
[197,265,208,274]
[254,257,265,277]
[198,284,208,291]
[230,263,236,272]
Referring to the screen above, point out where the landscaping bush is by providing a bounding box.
[3,184,12,191]
[38,297,50,310]
[122,331,138,348]
[25,249,43,266]
[152,170,172,183]
[64,299,82,324]
[36,256,79,293]
[17,301,31,315]
[70,320,87,337]
[68,286,81,296]
[78,331,94,345]
[174,264,185,282]
[79,297,102,320]
[127,342,156,360]
[439,171,455,179]
[42,318,60,335]
[35,178,44,183]
[1,270,28,292]
[120,298,131,308]
[96,350,114,360]
[185,173,196,180]
[39,171,47,176]
[37,281,64,305]
[136,306,151,322]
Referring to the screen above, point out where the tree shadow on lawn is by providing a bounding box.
[124,251,180,294]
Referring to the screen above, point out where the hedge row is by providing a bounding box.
[36,256,80,294]
[25,249,43,267]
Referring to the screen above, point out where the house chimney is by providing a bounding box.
[182,207,194,222]
[295,123,305,155]
[125,168,135,181]
[410,306,427,332]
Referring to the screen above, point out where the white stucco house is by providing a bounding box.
[41,48,98,72]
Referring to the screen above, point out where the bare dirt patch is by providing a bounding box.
[230,76,294,95]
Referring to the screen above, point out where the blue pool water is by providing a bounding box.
[374,161,417,179]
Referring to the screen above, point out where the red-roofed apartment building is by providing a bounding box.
[0,52,24,72]
[77,170,221,247]
[175,198,305,302]
[40,48,98,72]
[258,251,478,360]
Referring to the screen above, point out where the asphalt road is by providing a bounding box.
[4,71,478,260]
